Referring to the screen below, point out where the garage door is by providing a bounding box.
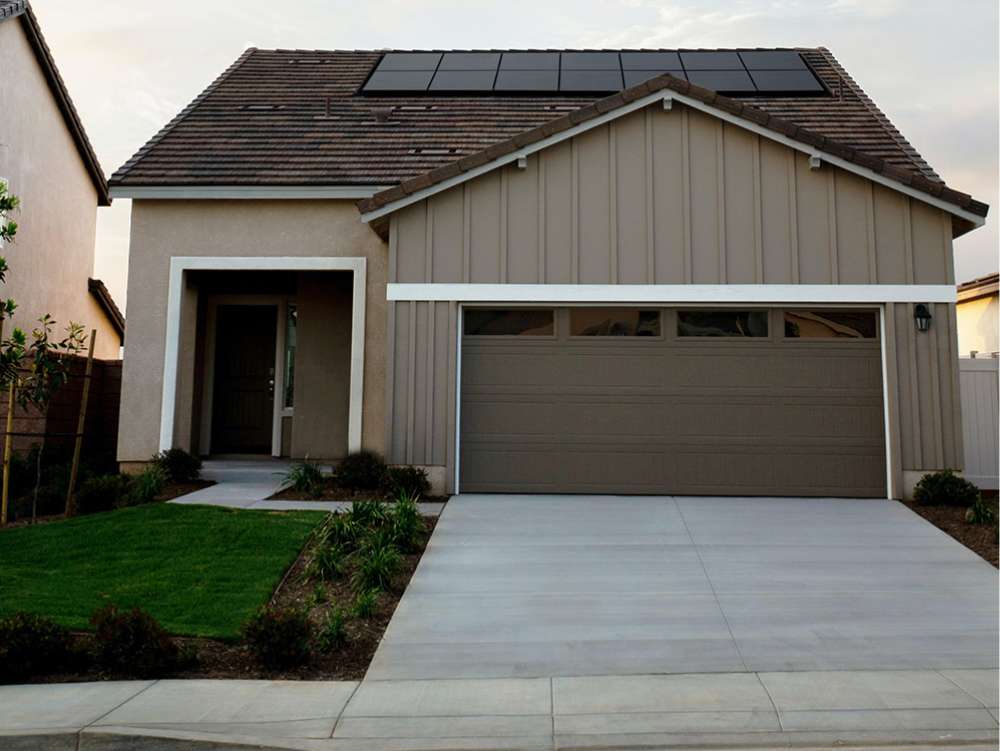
[460,307,886,497]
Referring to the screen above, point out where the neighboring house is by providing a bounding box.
[0,0,123,359]
[110,48,988,499]
[956,273,998,358]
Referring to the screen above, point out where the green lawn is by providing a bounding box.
[0,504,324,638]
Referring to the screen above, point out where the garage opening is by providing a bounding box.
[459,307,886,497]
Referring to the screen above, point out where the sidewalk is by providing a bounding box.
[2,670,997,750]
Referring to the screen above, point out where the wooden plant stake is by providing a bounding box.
[65,329,96,517]
[1,380,13,526]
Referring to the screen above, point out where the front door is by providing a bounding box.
[212,305,278,454]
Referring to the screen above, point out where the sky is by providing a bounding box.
[27,0,1000,306]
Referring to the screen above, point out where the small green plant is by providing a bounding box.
[336,450,387,490]
[384,465,430,497]
[316,608,348,651]
[320,512,364,551]
[0,612,76,683]
[914,470,980,507]
[74,474,130,515]
[281,460,325,496]
[307,542,347,582]
[966,495,997,526]
[241,606,312,670]
[309,583,328,606]
[352,589,379,619]
[151,448,202,484]
[391,490,425,552]
[349,498,390,528]
[352,540,402,592]
[122,465,167,506]
[90,604,179,678]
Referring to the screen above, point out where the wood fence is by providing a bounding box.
[959,357,999,490]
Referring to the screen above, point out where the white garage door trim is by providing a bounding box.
[454,302,893,499]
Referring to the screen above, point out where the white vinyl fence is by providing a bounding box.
[959,357,999,490]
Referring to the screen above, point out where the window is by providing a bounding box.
[784,310,877,339]
[283,304,297,408]
[570,308,661,336]
[677,310,768,337]
[464,309,554,336]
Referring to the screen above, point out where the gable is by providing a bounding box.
[390,101,956,287]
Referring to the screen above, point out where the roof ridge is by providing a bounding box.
[815,47,941,182]
[357,73,988,221]
[110,47,258,184]
[0,0,26,20]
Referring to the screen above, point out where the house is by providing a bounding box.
[109,48,988,499]
[0,0,123,359]
[956,273,998,358]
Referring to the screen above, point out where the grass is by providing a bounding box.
[0,504,324,639]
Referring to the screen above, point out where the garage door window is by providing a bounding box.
[677,310,768,338]
[784,311,877,339]
[464,309,554,336]
[570,308,661,337]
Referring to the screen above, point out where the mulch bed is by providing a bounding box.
[156,480,214,502]
[270,482,448,504]
[903,494,998,567]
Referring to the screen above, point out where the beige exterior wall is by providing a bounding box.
[387,103,964,497]
[117,199,387,463]
[957,294,999,357]
[0,19,119,359]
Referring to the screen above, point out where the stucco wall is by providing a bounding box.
[0,18,119,359]
[387,102,964,497]
[118,199,387,463]
[957,295,999,356]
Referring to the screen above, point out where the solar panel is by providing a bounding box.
[438,52,501,71]
[686,69,755,92]
[560,69,624,92]
[499,52,560,70]
[430,69,497,91]
[749,69,824,93]
[494,69,560,91]
[738,50,807,70]
[375,52,441,71]
[561,51,620,70]
[362,50,828,97]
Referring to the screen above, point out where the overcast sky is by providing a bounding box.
[29,0,999,305]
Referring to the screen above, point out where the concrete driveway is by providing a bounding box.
[368,495,999,680]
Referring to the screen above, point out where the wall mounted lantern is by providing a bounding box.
[914,303,932,333]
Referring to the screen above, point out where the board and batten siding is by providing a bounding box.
[385,102,962,495]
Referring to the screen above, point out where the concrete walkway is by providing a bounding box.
[171,459,444,515]
[2,671,997,749]
[369,495,999,680]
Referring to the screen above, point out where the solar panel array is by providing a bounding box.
[362,50,826,96]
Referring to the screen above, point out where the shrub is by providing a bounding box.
[384,465,430,498]
[349,498,390,529]
[352,589,379,619]
[241,606,312,670]
[321,512,364,551]
[121,466,167,507]
[352,540,401,592]
[316,608,347,651]
[966,496,997,526]
[391,491,425,552]
[75,474,130,515]
[90,604,179,678]
[0,612,75,683]
[914,470,980,507]
[307,542,348,582]
[281,460,325,496]
[336,450,387,490]
[151,448,202,484]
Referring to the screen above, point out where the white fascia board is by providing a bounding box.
[360,90,985,228]
[386,283,958,304]
[110,185,389,200]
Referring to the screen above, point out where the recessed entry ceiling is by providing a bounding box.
[361,50,827,96]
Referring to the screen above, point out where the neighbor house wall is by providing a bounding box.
[0,18,119,359]
[957,294,999,356]
[386,103,962,497]
[118,199,387,464]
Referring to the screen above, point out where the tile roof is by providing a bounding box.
[110,47,984,220]
[88,278,125,339]
[0,1,110,205]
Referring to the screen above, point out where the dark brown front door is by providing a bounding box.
[212,305,278,454]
